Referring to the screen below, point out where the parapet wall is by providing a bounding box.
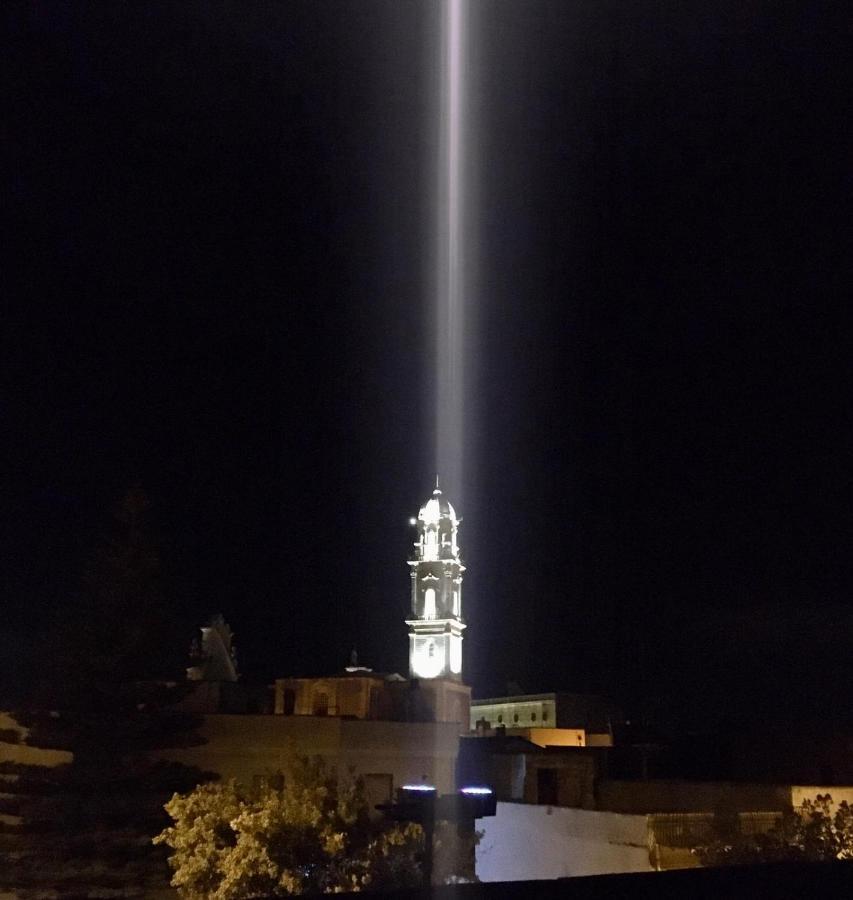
[597,779,793,814]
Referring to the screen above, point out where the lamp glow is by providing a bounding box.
[460,786,492,795]
[402,784,436,792]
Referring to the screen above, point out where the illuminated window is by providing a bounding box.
[424,587,436,620]
[449,634,462,673]
[412,637,443,679]
[424,529,438,561]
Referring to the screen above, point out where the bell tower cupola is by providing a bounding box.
[406,479,466,680]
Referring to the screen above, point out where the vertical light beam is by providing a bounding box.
[436,0,466,502]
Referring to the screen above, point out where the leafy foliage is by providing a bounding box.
[694,794,853,865]
[154,756,425,897]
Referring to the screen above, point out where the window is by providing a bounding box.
[543,710,548,721]
[424,587,436,620]
[424,529,438,561]
[428,641,435,658]
[531,712,537,722]
[313,692,329,716]
[369,686,381,719]
[513,713,519,723]
[497,714,503,724]
[537,768,559,806]
[364,774,393,813]
[253,773,284,793]
[282,688,295,716]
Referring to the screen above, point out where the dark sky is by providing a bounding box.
[4,2,851,728]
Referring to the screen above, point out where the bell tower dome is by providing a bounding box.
[406,479,466,680]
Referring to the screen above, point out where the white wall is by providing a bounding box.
[791,785,853,808]
[471,698,556,730]
[0,711,73,769]
[160,715,460,795]
[476,801,652,882]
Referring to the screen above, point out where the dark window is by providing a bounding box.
[513,713,519,723]
[364,773,393,811]
[497,714,503,724]
[252,773,283,793]
[543,710,548,721]
[282,689,296,716]
[369,687,381,719]
[537,768,559,806]
[313,692,329,716]
[531,712,537,722]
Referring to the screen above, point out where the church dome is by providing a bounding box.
[418,486,457,526]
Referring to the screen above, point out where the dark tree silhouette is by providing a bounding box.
[2,488,212,898]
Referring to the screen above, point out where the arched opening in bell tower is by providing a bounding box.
[424,587,436,619]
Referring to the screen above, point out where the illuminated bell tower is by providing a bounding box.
[406,481,466,681]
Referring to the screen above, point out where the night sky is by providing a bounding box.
[4,2,851,729]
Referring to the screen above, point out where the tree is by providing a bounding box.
[694,794,853,866]
[2,488,209,898]
[154,756,425,898]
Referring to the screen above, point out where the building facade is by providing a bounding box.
[274,672,396,719]
[470,692,620,743]
[160,714,462,807]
